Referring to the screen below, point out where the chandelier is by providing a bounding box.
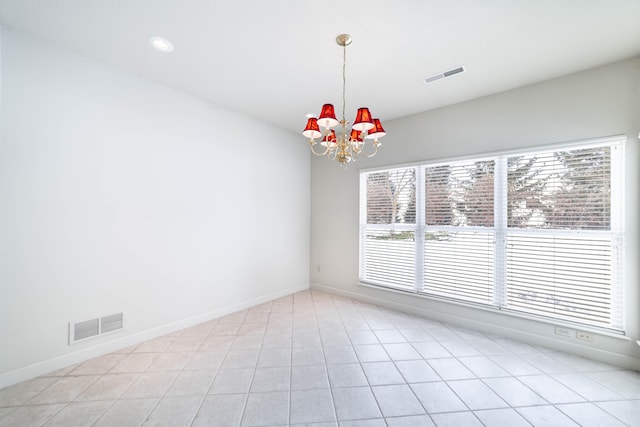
[303,34,386,167]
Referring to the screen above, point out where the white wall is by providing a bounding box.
[310,57,640,370]
[0,28,310,387]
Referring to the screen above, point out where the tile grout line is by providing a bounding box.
[34,363,107,426]
[381,322,440,426]
[320,292,341,425]
[220,307,255,427]
[85,369,144,426]
[184,319,228,427]
[240,300,287,427]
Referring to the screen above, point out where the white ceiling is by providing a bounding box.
[1,0,640,134]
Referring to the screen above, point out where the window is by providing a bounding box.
[361,168,417,291]
[360,136,625,332]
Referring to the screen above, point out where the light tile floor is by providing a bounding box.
[1,290,639,426]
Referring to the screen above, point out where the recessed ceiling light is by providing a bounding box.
[147,35,174,53]
[305,113,316,118]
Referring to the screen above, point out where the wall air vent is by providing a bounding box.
[69,312,124,345]
[101,313,124,333]
[424,66,465,84]
[73,318,99,342]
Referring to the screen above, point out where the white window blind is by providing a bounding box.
[359,136,625,332]
[360,167,417,291]
[363,230,416,291]
[503,144,623,329]
[424,231,494,304]
[506,147,612,230]
[506,233,616,327]
[425,161,495,227]
[421,160,495,305]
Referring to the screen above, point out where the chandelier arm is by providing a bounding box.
[308,141,332,157]
[357,141,380,158]
[329,143,340,161]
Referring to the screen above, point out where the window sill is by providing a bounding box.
[358,281,630,342]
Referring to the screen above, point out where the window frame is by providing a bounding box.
[359,135,625,333]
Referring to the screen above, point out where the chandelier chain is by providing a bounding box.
[342,42,347,123]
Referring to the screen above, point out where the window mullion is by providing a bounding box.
[415,166,425,292]
[493,156,507,308]
[359,173,368,281]
[609,144,624,330]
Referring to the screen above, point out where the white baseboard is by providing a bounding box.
[0,283,309,389]
[311,283,640,372]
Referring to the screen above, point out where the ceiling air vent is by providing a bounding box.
[424,66,465,84]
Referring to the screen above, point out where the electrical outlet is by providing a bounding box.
[316,264,321,273]
[555,326,575,338]
[576,331,594,342]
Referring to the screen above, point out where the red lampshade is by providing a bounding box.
[320,130,337,147]
[350,129,363,142]
[365,118,386,140]
[303,118,322,139]
[318,104,339,128]
[352,107,374,131]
